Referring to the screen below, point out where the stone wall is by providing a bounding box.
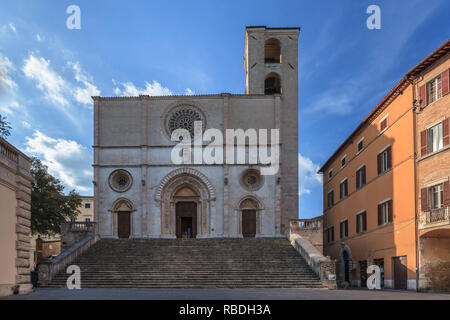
[0,138,33,296]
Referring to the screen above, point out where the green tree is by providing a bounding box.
[30,157,82,235]
[0,114,12,139]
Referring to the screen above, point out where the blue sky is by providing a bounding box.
[0,0,448,218]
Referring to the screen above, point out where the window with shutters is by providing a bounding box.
[356,165,366,189]
[327,226,334,243]
[327,190,334,208]
[340,179,348,200]
[341,155,346,168]
[357,138,364,153]
[428,123,443,153]
[356,211,367,233]
[430,184,444,210]
[340,219,348,239]
[378,200,392,226]
[328,169,333,181]
[427,75,442,104]
[378,146,391,175]
[380,117,388,132]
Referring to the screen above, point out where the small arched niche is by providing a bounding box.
[265,73,281,95]
[265,38,281,63]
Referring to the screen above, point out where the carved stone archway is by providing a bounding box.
[236,195,264,236]
[108,198,137,238]
[156,168,216,238]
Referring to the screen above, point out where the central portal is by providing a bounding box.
[176,201,197,238]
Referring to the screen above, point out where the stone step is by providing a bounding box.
[42,238,324,288]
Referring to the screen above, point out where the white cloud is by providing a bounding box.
[185,88,195,95]
[22,53,69,106]
[36,34,42,42]
[298,153,322,197]
[0,53,17,91]
[25,130,92,194]
[21,121,31,129]
[113,80,173,96]
[0,101,19,115]
[70,62,100,105]
[8,23,16,33]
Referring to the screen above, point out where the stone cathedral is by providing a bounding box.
[92,26,299,239]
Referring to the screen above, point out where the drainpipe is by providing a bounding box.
[406,75,420,292]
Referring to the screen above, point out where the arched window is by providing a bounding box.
[264,38,281,63]
[265,73,281,94]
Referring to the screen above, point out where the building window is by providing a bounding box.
[341,155,346,168]
[356,166,366,189]
[85,218,91,223]
[429,184,444,210]
[340,179,348,200]
[264,38,281,63]
[327,226,334,243]
[427,75,442,104]
[240,168,264,191]
[378,200,393,226]
[327,190,334,208]
[377,146,391,175]
[356,211,367,233]
[85,203,91,209]
[340,220,348,239]
[380,117,388,132]
[357,138,364,153]
[264,73,281,94]
[428,123,443,153]
[328,169,333,181]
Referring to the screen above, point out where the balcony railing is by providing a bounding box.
[68,221,95,232]
[0,139,19,164]
[290,217,322,233]
[419,205,449,229]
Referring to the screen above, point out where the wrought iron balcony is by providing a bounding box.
[419,205,450,230]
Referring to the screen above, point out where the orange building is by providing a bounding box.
[319,40,449,291]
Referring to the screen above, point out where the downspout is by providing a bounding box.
[406,75,420,292]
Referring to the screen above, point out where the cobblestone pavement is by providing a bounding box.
[1,288,450,300]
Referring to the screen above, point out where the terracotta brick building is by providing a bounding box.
[319,40,449,291]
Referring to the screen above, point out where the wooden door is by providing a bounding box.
[242,210,256,237]
[393,256,407,290]
[117,211,131,238]
[176,202,197,238]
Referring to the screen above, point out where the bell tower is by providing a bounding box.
[244,26,301,233]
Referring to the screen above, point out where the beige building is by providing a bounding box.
[0,138,34,296]
[74,196,94,222]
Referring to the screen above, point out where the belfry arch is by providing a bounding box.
[156,168,216,238]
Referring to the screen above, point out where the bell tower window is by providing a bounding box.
[264,38,281,63]
[265,73,281,94]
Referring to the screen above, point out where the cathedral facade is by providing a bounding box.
[93,26,299,239]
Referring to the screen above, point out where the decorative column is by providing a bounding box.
[93,97,100,230]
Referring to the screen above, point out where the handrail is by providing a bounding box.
[0,139,19,164]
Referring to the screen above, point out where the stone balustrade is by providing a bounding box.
[37,222,99,286]
[419,205,450,230]
[289,217,337,289]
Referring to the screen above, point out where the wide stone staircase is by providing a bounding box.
[42,238,325,288]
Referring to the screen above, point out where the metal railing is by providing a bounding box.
[426,206,449,224]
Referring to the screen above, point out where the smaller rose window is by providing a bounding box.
[240,169,264,191]
[109,170,133,193]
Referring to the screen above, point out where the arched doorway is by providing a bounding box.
[174,187,198,238]
[238,196,263,237]
[156,168,216,238]
[110,199,135,239]
[338,243,353,286]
